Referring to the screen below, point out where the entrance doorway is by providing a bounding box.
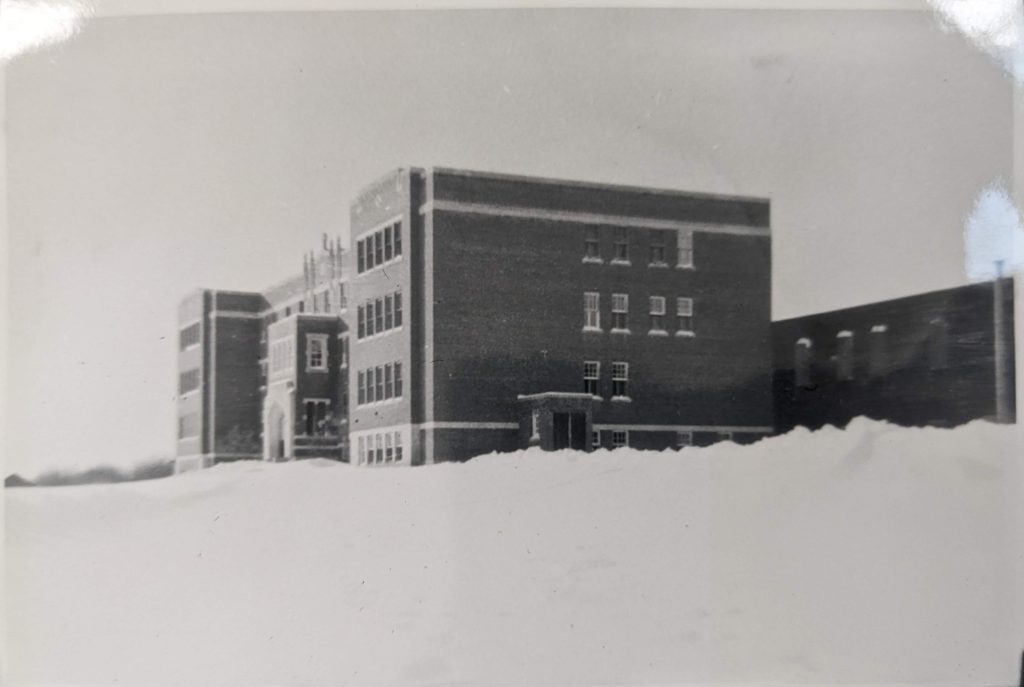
[267,404,286,461]
[552,411,588,450]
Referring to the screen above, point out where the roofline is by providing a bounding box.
[427,166,771,205]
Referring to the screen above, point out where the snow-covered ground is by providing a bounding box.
[5,419,1023,686]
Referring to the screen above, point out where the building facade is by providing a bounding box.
[176,167,774,471]
[771,279,1017,432]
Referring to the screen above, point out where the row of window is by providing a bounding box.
[179,369,200,395]
[584,228,694,269]
[179,323,200,351]
[357,290,403,339]
[356,221,403,274]
[356,362,404,405]
[583,360,630,399]
[357,431,404,465]
[177,412,200,439]
[590,429,732,449]
[269,338,295,373]
[584,293,695,335]
[263,283,347,329]
[793,318,949,387]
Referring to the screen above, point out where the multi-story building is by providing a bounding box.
[175,167,774,471]
[771,279,1017,432]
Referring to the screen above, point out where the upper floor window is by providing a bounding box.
[611,293,629,331]
[583,227,601,262]
[356,220,403,275]
[677,229,694,269]
[584,292,601,330]
[612,228,629,264]
[306,334,327,371]
[583,361,600,396]
[178,412,200,439]
[611,361,629,398]
[649,296,666,332]
[795,337,813,388]
[928,317,949,370]
[179,323,200,351]
[649,230,668,265]
[269,338,294,373]
[836,330,854,381]
[869,324,888,377]
[676,297,694,336]
[357,240,366,273]
[384,225,394,262]
[178,368,200,395]
[339,337,349,369]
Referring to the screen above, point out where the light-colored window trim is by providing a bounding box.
[676,431,693,448]
[584,292,601,331]
[677,229,695,269]
[306,334,328,372]
[611,430,629,448]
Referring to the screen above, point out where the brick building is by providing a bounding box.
[175,167,774,471]
[772,279,1016,432]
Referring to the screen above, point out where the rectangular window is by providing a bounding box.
[306,334,327,371]
[367,367,376,403]
[718,431,733,443]
[677,297,694,335]
[395,362,403,398]
[583,360,600,396]
[374,230,384,265]
[649,296,666,331]
[375,297,384,333]
[179,323,200,351]
[357,370,365,405]
[357,239,366,274]
[613,228,629,262]
[323,290,331,312]
[394,222,402,257]
[298,300,305,314]
[649,230,667,265]
[385,433,394,462]
[677,229,694,268]
[584,227,600,261]
[357,436,365,465]
[795,338,812,388]
[869,325,888,377]
[384,363,393,400]
[394,291,403,328]
[611,293,629,331]
[612,430,628,448]
[177,412,200,439]
[339,337,348,368]
[375,365,384,401]
[366,301,375,337]
[591,430,601,449]
[384,225,393,262]
[836,331,854,381]
[384,294,394,330]
[179,368,200,395]
[611,362,629,398]
[584,292,600,330]
[395,432,403,462]
[676,431,693,448]
[375,434,383,464]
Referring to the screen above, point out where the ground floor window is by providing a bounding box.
[591,430,601,449]
[676,431,692,448]
[612,430,628,448]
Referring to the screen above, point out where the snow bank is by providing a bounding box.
[5,419,1023,686]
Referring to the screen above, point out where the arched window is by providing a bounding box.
[795,337,813,388]
[836,330,854,381]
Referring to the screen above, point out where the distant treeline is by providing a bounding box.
[5,458,175,488]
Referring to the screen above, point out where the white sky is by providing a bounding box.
[3,7,1016,476]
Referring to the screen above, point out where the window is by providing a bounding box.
[306,334,327,371]
[395,291,403,328]
[718,431,733,443]
[836,331,854,381]
[179,323,200,351]
[583,361,600,396]
[357,370,366,405]
[584,292,601,330]
[611,362,629,398]
[869,325,888,377]
[304,400,329,436]
[384,225,393,262]
[374,297,384,333]
[367,367,376,403]
[298,300,305,313]
[649,296,666,332]
[384,294,394,330]
[591,430,601,449]
[393,222,402,257]
[676,431,692,448]
[795,338,813,388]
[179,368,200,395]
[584,227,601,261]
[375,365,384,401]
[375,434,383,464]
[612,430,628,448]
[374,232,384,266]
[611,293,629,331]
[339,337,348,368]
[357,436,365,465]
[649,230,667,265]
[385,433,394,462]
[270,339,294,373]
[357,239,366,274]
[394,362,403,398]
[366,234,376,270]
[384,363,393,400]
[395,432,404,462]
[323,290,331,312]
[676,297,694,335]
[178,413,200,439]
[677,229,694,268]
[366,301,375,337]
[929,318,949,370]
[612,228,629,263]
[284,306,292,318]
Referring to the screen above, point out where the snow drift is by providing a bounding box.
[5,419,1023,686]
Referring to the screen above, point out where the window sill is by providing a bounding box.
[582,326,603,334]
[356,325,404,343]
[356,396,404,409]
[582,257,604,264]
[356,255,404,277]
[305,367,328,374]
[591,395,604,401]
[676,330,696,338]
[610,259,632,267]
[676,265,695,271]
[611,396,633,403]
[610,328,632,335]
[648,262,669,269]
[648,329,669,337]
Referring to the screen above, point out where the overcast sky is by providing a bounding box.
[4,8,1015,476]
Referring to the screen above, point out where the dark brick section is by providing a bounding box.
[772,279,1016,432]
[432,168,770,228]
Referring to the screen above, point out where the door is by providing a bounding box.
[552,412,569,450]
[569,412,587,450]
